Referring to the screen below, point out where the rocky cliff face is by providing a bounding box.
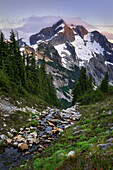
[30,19,75,46]
[73,25,88,38]
[21,19,113,106]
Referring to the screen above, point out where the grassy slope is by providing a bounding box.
[0,91,49,135]
[18,94,113,170]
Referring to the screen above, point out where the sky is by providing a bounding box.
[0,0,113,43]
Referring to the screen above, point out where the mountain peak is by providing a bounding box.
[52,19,66,30]
[55,19,65,25]
[74,25,88,38]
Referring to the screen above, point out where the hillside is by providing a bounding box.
[0,92,50,135]
[16,94,113,170]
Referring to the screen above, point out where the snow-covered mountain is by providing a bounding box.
[20,19,113,107]
[29,19,113,84]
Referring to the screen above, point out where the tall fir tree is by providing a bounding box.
[0,31,59,107]
[100,72,109,93]
[79,67,88,95]
[0,32,6,70]
[72,67,92,105]
[72,81,80,105]
[88,75,93,92]
[9,30,20,82]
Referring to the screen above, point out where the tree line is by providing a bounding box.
[0,30,60,107]
[72,67,109,105]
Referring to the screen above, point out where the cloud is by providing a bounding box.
[64,17,95,30]
[0,18,25,29]
[101,31,113,40]
[96,25,113,28]
[16,16,61,33]
[1,15,113,44]
[2,15,94,44]
[16,15,95,34]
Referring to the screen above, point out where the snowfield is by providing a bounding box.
[105,61,113,66]
[54,44,71,68]
[71,34,104,62]
[54,33,105,69]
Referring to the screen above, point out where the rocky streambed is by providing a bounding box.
[0,104,81,170]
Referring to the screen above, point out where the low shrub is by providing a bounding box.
[88,137,98,143]
[84,119,91,124]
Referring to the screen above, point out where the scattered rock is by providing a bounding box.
[45,140,51,143]
[0,134,7,140]
[47,120,55,127]
[68,151,75,157]
[34,139,40,144]
[24,151,30,155]
[42,135,47,138]
[105,138,113,143]
[25,128,30,131]
[73,130,84,136]
[29,144,33,147]
[108,123,113,126]
[38,148,43,152]
[30,126,34,130]
[3,123,7,127]
[33,151,38,154]
[48,137,53,140]
[39,145,44,149]
[97,143,113,150]
[10,128,17,134]
[6,138,12,144]
[20,143,29,150]
[58,153,64,159]
[13,142,18,147]
[73,126,79,130]
[64,125,71,129]
[58,128,64,133]
[7,131,12,137]
[0,105,80,156]
[20,128,24,131]
[29,140,34,144]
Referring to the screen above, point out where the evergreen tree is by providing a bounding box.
[9,30,20,82]
[0,32,6,70]
[72,67,90,105]
[88,75,93,92]
[100,72,109,93]
[79,67,88,95]
[36,66,43,96]
[72,81,80,105]
[0,31,59,107]
[30,53,37,83]
[18,50,27,88]
[8,30,27,87]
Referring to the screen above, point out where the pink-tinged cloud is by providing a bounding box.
[16,15,95,34]
[96,25,113,28]
[101,31,113,40]
[64,17,95,30]
[2,16,113,44]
